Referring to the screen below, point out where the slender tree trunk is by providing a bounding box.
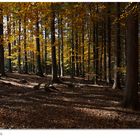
[88,25,91,80]
[75,29,79,77]
[103,21,107,82]
[60,17,64,77]
[93,24,96,82]
[0,9,5,76]
[36,14,43,77]
[71,21,75,78]
[24,16,28,74]
[78,31,82,76]
[7,16,12,72]
[18,18,21,73]
[51,5,58,82]
[58,14,61,77]
[44,27,48,74]
[100,22,104,81]
[123,3,139,109]
[106,4,112,84]
[82,22,85,77]
[113,3,121,89]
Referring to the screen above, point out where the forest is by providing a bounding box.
[0,2,140,128]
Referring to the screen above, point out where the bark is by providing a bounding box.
[88,25,91,80]
[58,14,61,77]
[106,4,112,84]
[7,16,12,72]
[51,5,58,82]
[44,27,48,74]
[123,3,139,109]
[18,18,21,73]
[71,20,75,78]
[0,9,5,76]
[82,22,85,77]
[75,29,79,77]
[103,21,107,81]
[24,16,28,74]
[36,15,43,77]
[112,3,121,89]
[60,17,64,77]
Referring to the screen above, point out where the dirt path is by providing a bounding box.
[0,73,140,128]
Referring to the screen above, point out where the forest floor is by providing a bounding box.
[0,72,140,129]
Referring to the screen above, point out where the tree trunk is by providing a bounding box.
[7,16,12,72]
[58,14,61,77]
[88,25,91,80]
[106,4,112,84]
[123,3,139,109]
[75,29,79,77]
[103,21,107,82]
[60,17,64,77]
[44,27,48,75]
[51,5,58,82]
[71,20,75,78]
[36,15,43,77]
[112,3,121,89]
[24,16,28,74]
[18,18,21,73]
[82,22,85,77]
[0,9,5,76]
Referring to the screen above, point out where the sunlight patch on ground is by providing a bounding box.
[73,106,119,119]
[0,79,33,88]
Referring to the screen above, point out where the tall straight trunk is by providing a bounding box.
[106,4,112,84]
[78,31,82,75]
[123,3,139,109]
[36,14,43,77]
[95,22,99,83]
[60,17,64,77]
[13,20,16,46]
[40,21,44,69]
[93,24,96,82]
[7,16,12,72]
[103,21,107,81]
[24,16,28,74]
[0,9,5,76]
[71,21,75,78]
[113,3,121,89]
[88,26,91,80]
[82,22,85,77]
[18,18,21,73]
[75,29,79,77]
[100,22,104,81]
[58,14,61,77]
[44,27,48,74]
[51,5,58,82]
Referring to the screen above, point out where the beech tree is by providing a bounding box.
[0,8,5,76]
[35,12,43,76]
[51,4,58,82]
[112,2,121,89]
[123,3,139,109]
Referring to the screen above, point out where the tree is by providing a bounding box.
[112,3,121,89]
[51,4,58,82]
[106,4,112,84]
[35,12,43,76]
[123,3,139,109]
[23,15,28,74]
[0,8,5,76]
[60,17,64,77]
[44,25,48,74]
[18,18,21,73]
[7,15,12,72]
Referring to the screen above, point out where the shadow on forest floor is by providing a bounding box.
[0,72,140,128]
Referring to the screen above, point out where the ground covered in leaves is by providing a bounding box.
[0,72,140,129]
